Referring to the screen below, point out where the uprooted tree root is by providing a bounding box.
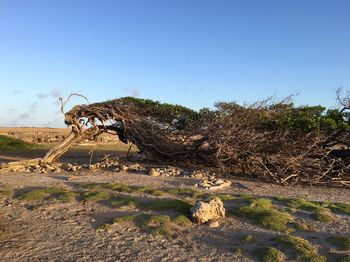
[1,96,350,187]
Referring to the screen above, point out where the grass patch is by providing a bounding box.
[113,214,173,239]
[113,214,136,224]
[151,224,172,239]
[329,202,350,215]
[275,235,326,262]
[109,196,138,209]
[312,208,335,222]
[132,186,166,196]
[254,247,284,262]
[276,197,336,222]
[292,222,316,232]
[100,213,183,239]
[326,236,350,251]
[0,135,40,150]
[96,223,113,231]
[167,188,200,198]
[337,255,350,262]
[232,198,292,232]
[203,193,237,201]
[141,199,192,213]
[78,182,133,193]
[134,214,171,227]
[80,191,113,201]
[278,198,322,212]
[16,187,76,202]
[171,215,192,227]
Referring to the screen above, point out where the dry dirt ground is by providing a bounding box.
[0,137,349,261]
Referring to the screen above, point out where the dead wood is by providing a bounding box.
[1,96,350,188]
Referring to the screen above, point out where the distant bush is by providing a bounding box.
[212,102,349,134]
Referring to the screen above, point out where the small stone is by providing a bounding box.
[120,165,128,172]
[208,221,220,228]
[149,168,160,176]
[214,179,225,185]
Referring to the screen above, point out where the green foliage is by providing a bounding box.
[141,199,192,213]
[337,255,350,262]
[113,215,136,224]
[312,209,335,222]
[80,191,112,201]
[16,187,76,202]
[203,194,237,201]
[117,97,202,130]
[151,224,172,239]
[94,96,350,134]
[78,182,133,193]
[171,215,192,227]
[167,188,200,198]
[275,235,326,262]
[279,198,322,212]
[326,236,350,251]
[109,196,138,208]
[214,100,349,133]
[111,213,174,239]
[328,202,350,215]
[232,198,292,232]
[254,247,284,262]
[275,197,335,222]
[0,135,40,150]
[132,185,165,196]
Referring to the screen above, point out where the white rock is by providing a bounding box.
[190,198,225,224]
[208,221,220,228]
[214,179,225,185]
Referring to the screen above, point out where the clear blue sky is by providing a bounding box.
[0,0,349,127]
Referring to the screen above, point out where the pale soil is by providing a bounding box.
[0,128,349,261]
[0,170,349,262]
[0,127,118,144]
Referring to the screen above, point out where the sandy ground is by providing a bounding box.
[0,128,349,261]
[0,169,349,262]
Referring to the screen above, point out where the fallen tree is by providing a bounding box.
[1,94,350,187]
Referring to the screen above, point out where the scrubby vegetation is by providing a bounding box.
[16,187,76,202]
[337,255,350,262]
[254,247,284,262]
[274,197,337,222]
[140,199,192,213]
[0,135,40,150]
[232,198,292,232]
[171,215,192,227]
[57,89,350,187]
[328,202,350,215]
[99,213,192,240]
[275,235,326,262]
[326,236,350,251]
